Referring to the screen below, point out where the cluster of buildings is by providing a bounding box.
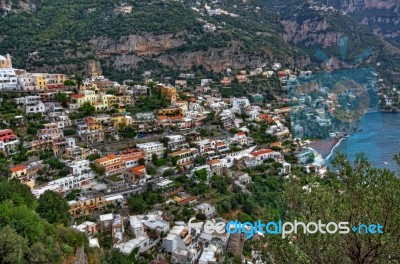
[73,207,246,264]
[0,54,65,91]
[0,52,325,263]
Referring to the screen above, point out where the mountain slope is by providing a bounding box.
[0,0,399,84]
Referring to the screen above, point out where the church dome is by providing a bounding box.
[0,55,6,60]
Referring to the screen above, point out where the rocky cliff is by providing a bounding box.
[281,18,341,47]
[0,0,399,84]
[339,0,398,12]
[330,0,400,45]
[89,34,186,57]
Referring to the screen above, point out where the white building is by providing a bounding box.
[25,102,46,114]
[136,141,166,161]
[232,97,250,113]
[165,135,188,151]
[32,173,93,198]
[14,96,41,105]
[0,54,19,90]
[114,236,149,255]
[0,129,20,155]
[67,159,91,176]
[194,203,216,218]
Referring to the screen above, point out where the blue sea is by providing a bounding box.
[326,112,400,171]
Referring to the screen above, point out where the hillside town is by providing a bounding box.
[0,53,363,263]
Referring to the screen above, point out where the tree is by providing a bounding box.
[151,153,158,165]
[146,165,157,176]
[0,179,37,209]
[36,190,70,225]
[238,212,253,223]
[74,75,83,90]
[78,102,95,116]
[162,168,175,177]
[28,242,60,264]
[196,213,206,220]
[138,158,146,166]
[261,153,400,263]
[127,196,146,214]
[0,226,28,264]
[194,155,207,165]
[55,92,68,107]
[63,80,76,87]
[160,137,170,148]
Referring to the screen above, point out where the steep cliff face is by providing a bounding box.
[89,34,186,57]
[88,33,272,72]
[157,46,267,72]
[281,18,341,47]
[339,0,398,12]
[332,0,400,45]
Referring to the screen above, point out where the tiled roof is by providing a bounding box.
[71,94,85,99]
[251,149,273,157]
[10,165,25,173]
[95,154,118,163]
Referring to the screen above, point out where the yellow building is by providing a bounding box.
[46,73,65,86]
[68,194,105,216]
[0,54,12,68]
[156,107,183,116]
[158,84,177,103]
[106,95,132,109]
[70,90,108,110]
[32,74,47,90]
[112,114,132,128]
[86,117,105,131]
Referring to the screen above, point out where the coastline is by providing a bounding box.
[308,134,349,165]
[325,136,347,161]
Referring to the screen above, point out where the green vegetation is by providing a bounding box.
[255,153,400,263]
[127,191,164,214]
[36,190,70,225]
[78,101,95,116]
[0,180,91,264]
[119,126,137,139]
[54,92,68,108]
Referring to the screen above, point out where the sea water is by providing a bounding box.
[326,112,400,171]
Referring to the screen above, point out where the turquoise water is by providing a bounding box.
[326,112,400,171]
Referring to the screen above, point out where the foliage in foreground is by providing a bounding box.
[257,153,400,264]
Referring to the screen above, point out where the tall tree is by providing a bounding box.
[78,101,95,116]
[55,92,68,108]
[0,226,28,264]
[259,153,400,263]
[74,74,83,90]
[36,190,70,225]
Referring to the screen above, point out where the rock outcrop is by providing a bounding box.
[281,18,341,47]
[89,34,186,57]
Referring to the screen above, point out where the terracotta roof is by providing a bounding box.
[208,159,221,165]
[179,196,196,205]
[10,165,25,173]
[0,129,14,134]
[236,132,246,136]
[251,149,273,157]
[95,154,119,163]
[170,148,192,156]
[270,142,282,147]
[157,115,168,121]
[130,165,146,175]
[122,154,145,162]
[216,142,226,147]
[71,94,85,99]
[169,115,183,121]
